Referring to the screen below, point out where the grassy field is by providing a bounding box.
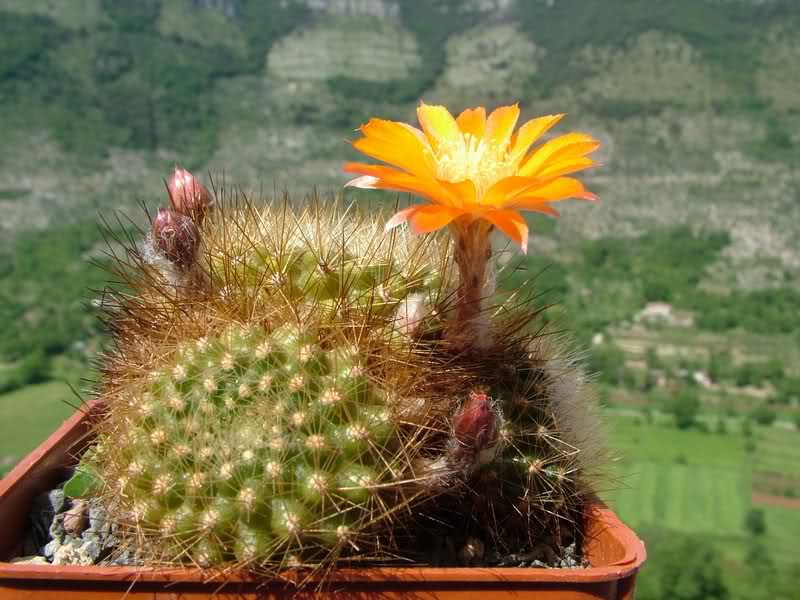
[754,427,800,477]
[604,414,800,577]
[0,381,78,476]
[607,416,748,466]
[609,460,749,537]
[762,504,800,559]
[605,416,750,542]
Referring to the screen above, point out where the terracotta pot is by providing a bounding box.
[0,401,646,599]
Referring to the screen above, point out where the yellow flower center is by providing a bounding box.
[434,134,516,201]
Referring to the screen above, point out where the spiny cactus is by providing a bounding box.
[436,357,606,561]
[101,323,438,568]
[81,163,605,576]
[88,182,458,571]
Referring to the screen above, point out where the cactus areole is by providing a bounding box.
[75,104,605,582]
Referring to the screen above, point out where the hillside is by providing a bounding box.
[1,1,798,254]
[2,0,798,367]
[1,2,799,596]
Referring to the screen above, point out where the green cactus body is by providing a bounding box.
[88,197,603,573]
[90,203,458,570]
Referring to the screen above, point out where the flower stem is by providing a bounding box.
[448,219,493,350]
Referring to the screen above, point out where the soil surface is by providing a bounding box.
[751,492,800,510]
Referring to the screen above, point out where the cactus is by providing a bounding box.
[89,181,463,571]
[82,155,604,575]
[431,358,607,561]
[100,323,436,568]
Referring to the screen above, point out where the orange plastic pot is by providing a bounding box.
[0,402,646,599]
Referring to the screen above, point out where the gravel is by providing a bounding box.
[21,482,589,569]
[22,482,129,567]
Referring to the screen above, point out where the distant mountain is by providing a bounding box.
[0,0,798,283]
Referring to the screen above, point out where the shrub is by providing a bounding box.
[635,527,729,600]
[587,343,628,386]
[750,405,777,426]
[744,508,767,536]
[666,388,701,430]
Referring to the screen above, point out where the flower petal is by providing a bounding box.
[535,156,597,179]
[482,171,596,208]
[353,119,435,178]
[509,114,565,162]
[408,205,468,233]
[344,175,380,189]
[439,178,477,208]
[456,107,487,139]
[417,103,462,152]
[519,133,600,177]
[384,205,419,231]
[510,177,596,207]
[483,209,529,253]
[482,176,545,208]
[386,204,467,234]
[343,162,472,207]
[485,104,520,150]
[506,199,561,216]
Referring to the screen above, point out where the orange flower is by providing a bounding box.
[344,103,599,252]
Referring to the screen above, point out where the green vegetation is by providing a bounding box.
[0,382,77,476]
[606,415,800,598]
[3,0,797,162]
[753,427,800,481]
[693,287,800,334]
[744,508,767,536]
[513,0,797,109]
[579,227,730,304]
[0,220,127,394]
[635,527,729,600]
[501,226,800,351]
[0,1,308,162]
[666,389,702,430]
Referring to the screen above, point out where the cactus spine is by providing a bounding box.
[83,167,604,576]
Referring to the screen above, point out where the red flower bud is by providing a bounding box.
[453,391,497,451]
[167,166,212,222]
[152,208,200,269]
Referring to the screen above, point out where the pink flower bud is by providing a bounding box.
[453,391,497,451]
[152,208,200,269]
[167,166,212,222]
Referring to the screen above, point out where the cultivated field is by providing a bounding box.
[605,415,800,572]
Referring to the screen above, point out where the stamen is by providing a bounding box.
[435,133,515,199]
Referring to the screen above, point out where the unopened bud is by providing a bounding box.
[152,208,200,269]
[454,391,497,451]
[167,166,212,222]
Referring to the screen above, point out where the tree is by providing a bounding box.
[636,528,729,600]
[744,508,767,536]
[587,343,627,386]
[645,347,661,370]
[745,540,776,578]
[707,350,732,383]
[667,389,701,430]
[750,405,777,426]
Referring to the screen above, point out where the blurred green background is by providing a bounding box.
[0,1,798,597]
